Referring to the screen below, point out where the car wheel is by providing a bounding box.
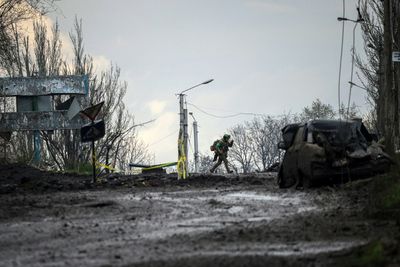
[303,176,312,188]
[278,166,298,188]
[297,170,312,189]
[277,167,285,188]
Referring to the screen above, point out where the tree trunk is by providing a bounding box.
[383,0,395,155]
[394,1,400,150]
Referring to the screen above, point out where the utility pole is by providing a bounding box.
[182,95,189,175]
[178,93,188,178]
[395,2,400,145]
[190,112,199,173]
[383,0,395,155]
[177,79,213,179]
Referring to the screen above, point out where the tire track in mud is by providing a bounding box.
[0,170,394,266]
[112,186,370,266]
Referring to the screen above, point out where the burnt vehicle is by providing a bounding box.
[277,119,391,188]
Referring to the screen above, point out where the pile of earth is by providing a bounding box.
[0,164,276,194]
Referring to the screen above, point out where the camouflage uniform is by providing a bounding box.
[210,134,234,173]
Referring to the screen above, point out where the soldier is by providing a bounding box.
[210,134,234,173]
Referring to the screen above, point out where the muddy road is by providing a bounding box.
[0,165,398,266]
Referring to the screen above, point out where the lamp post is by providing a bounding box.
[177,79,213,178]
[189,112,199,173]
[337,11,364,120]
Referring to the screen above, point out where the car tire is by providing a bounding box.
[277,166,295,188]
[277,167,285,188]
[297,170,312,189]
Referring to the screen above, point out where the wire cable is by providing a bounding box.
[187,135,194,156]
[187,102,264,119]
[337,0,346,120]
[188,125,194,154]
[147,129,179,147]
[346,22,359,119]
[346,0,363,119]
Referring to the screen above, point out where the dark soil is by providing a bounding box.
[0,164,271,194]
[0,164,399,266]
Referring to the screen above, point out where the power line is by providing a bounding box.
[147,129,178,147]
[188,124,194,154]
[337,0,346,120]
[187,135,194,156]
[344,0,363,119]
[187,102,264,119]
[346,21,359,119]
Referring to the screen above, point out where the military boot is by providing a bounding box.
[224,162,233,173]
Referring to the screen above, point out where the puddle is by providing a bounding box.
[117,189,220,202]
[297,207,317,213]
[168,189,220,195]
[228,206,244,214]
[118,190,305,207]
[113,189,320,242]
[117,192,162,201]
[139,225,214,240]
[224,192,281,201]
[221,192,302,206]
[246,216,271,222]
[267,240,367,256]
[137,216,224,240]
[180,239,367,258]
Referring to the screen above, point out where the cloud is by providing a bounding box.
[92,55,110,73]
[146,100,167,115]
[18,16,54,54]
[59,31,75,64]
[18,14,112,75]
[139,111,178,162]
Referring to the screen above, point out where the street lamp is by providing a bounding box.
[179,79,214,95]
[189,112,199,173]
[177,79,214,179]
[348,81,369,91]
[337,7,364,23]
[338,9,364,121]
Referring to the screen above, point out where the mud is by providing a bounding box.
[0,164,399,266]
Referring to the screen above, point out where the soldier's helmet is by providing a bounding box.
[223,134,230,141]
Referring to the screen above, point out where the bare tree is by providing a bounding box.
[229,124,254,173]
[355,1,384,126]
[247,117,268,172]
[339,102,359,120]
[188,154,214,173]
[363,107,379,133]
[247,116,278,172]
[300,98,359,122]
[0,0,56,74]
[3,15,151,171]
[225,99,357,174]
[245,114,297,172]
[300,98,336,121]
[356,0,400,152]
[121,133,151,171]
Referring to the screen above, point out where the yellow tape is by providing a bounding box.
[93,154,117,172]
[177,137,187,179]
[96,161,116,171]
[142,162,177,171]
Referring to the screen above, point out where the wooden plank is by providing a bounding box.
[0,75,88,96]
[0,111,87,131]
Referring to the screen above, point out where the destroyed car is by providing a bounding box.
[277,119,391,188]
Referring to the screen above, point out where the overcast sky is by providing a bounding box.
[48,0,367,164]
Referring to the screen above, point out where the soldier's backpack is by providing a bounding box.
[210,139,219,151]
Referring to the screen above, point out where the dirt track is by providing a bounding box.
[0,164,399,266]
